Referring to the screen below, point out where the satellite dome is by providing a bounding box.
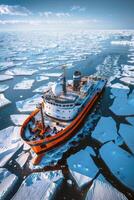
[52,83,63,96]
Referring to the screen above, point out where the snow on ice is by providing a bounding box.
[41,73,62,77]
[0,61,14,71]
[120,77,134,85]
[14,79,34,90]
[67,147,98,188]
[99,141,134,191]
[12,171,63,200]
[0,84,9,92]
[5,68,37,76]
[0,74,13,81]
[16,94,43,112]
[0,168,18,200]
[10,114,29,126]
[36,76,49,82]
[92,117,118,143]
[16,152,30,168]
[0,93,11,108]
[33,85,50,93]
[0,126,23,167]
[85,174,128,200]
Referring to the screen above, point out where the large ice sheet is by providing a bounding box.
[119,119,134,154]
[0,126,23,167]
[110,85,134,115]
[67,147,98,187]
[0,93,11,108]
[14,79,34,90]
[0,74,13,81]
[5,68,37,76]
[85,174,128,200]
[16,94,42,112]
[92,117,118,143]
[0,168,18,200]
[12,171,63,200]
[10,114,29,126]
[100,142,134,191]
[0,84,9,92]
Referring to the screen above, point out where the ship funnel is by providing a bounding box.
[73,71,81,91]
[62,65,66,95]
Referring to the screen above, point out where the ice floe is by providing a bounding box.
[111,41,134,46]
[120,77,134,85]
[92,117,118,143]
[16,152,30,168]
[0,74,13,81]
[0,126,23,167]
[0,93,11,108]
[12,171,63,200]
[99,141,134,191]
[110,84,134,115]
[10,114,29,126]
[41,73,62,77]
[119,118,134,154]
[5,68,37,76]
[0,84,9,92]
[110,83,129,96]
[0,168,18,200]
[33,85,50,93]
[85,174,128,200]
[0,61,14,71]
[14,79,34,90]
[36,76,49,82]
[16,94,43,112]
[67,147,98,188]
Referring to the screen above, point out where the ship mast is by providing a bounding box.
[62,65,66,95]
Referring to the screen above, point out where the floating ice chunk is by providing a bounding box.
[120,77,134,85]
[67,147,98,187]
[12,171,63,200]
[0,74,13,81]
[0,168,18,200]
[110,83,129,97]
[33,85,50,93]
[12,57,28,61]
[5,68,37,76]
[16,94,43,112]
[119,120,134,154]
[110,85,134,115]
[0,61,14,71]
[92,117,118,143]
[36,76,49,82]
[0,93,11,108]
[70,170,92,188]
[99,142,134,191]
[14,79,34,90]
[85,174,128,200]
[10,114,29,126]
[0,126,23,167]
[111,41,134,46]
[42,73,62,77]
[0,84,9,92]
[16,152,30,168]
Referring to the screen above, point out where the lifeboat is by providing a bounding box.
[20,69,107,165]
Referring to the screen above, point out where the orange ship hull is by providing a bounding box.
[20,83,106,157]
